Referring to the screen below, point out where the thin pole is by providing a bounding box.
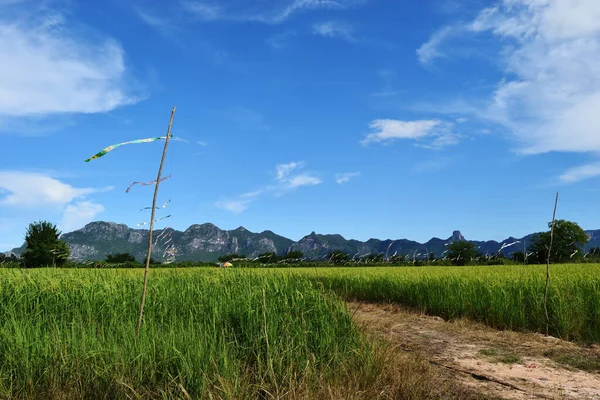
[136,106,176,339]
[544,192,559,337]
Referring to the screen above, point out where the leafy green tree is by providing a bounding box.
[106,253,136,263]
[284,250,304,260]
[529,220,589,264]
[512,251,525,263]
[218,254,246,263]
[446,241,478,266]
[587,247,600,259]
[22,221,70,268]
[328,249,350,265]
[257,252,280,263]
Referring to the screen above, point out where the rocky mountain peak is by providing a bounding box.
[450,230,465,241]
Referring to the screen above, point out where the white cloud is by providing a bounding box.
[0,171,106,207]
[275,161,321,188]
[217,162,321,213]
[181,1,222,21]
[559,162,600,183]
[312,21,355,42]
[197,140,208,146]
[416,26,455,65]
[181,0,364,24]
[216,199,251,214]
[363,119,441,143]
[362,119,461,150]
[170,136,190,143]
[135,8,171,30]
[286,174,322,188]
[0,12,139,119]
[335,172,360,184]
[416,132,461,150]
[266,30,297,49]
[276,162,302,180]
[421,0,600,154]
[60,201,104,232]
[215,190,263,214]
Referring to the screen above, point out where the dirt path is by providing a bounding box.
[349,302,600,400]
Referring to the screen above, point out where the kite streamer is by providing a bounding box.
[126,176,171,193]
[84,136,170,162]
[154,227,172,246]
[137,214,171,226]
[140,198,171,211]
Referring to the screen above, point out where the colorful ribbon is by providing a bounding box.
[126,176,171,193]
[84,136,170,162]
[140,198,171,211]
[137,214,171,226]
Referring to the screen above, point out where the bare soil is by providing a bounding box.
[348,302,600,400]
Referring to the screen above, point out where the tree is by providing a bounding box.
[257,252,280,263]
[218,253,246,263]
[22,221,70,268]
[446,241,478,266]
[587,247,600,260]
[512,251,526,263]
[284,250,304,260]
[528,220,588,264]
[328,249,350,265]
[106,253,136,263]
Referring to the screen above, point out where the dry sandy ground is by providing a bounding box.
[349,302,600,400]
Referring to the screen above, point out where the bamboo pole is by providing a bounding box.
[136,106,176,340]
[544,192,559,337]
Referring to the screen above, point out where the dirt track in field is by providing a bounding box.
[349,302,600,400]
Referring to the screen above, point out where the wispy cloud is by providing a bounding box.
[181,0,365,24]
[335,172,360,184]
[216,162,322,213]
[134,7,172,30]
[312,21,355,42]
[418,1,600,154]
[416,26,455,65]
[171,136,190,143]
[371,68,402,97]
[411,157,454,173]
[216,190,262,214]
[559,162,600,184]
[361,119,459,149]
[276,162,302,180]
[266,30,297,49]
[181,1,221,21]
[0,11,140,123]
[197,140,208,146]
[274,161,322,190]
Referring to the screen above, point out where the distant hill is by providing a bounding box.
[7,221,600,262]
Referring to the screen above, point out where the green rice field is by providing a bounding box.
[282,264,600,342]
[0,269,379,399]
[1,264,599,398]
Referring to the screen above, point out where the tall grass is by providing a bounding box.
[282,264,600,343]
[0,268,376,399]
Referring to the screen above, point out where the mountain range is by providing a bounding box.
[6,221,600,263]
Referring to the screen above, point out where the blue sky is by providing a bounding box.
[2,0,600,251]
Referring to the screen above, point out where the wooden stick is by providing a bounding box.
[544,192,559,337]
[136,106,176,340]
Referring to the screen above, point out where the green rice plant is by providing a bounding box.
[280,264,600,343]
[0,268,375,399]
